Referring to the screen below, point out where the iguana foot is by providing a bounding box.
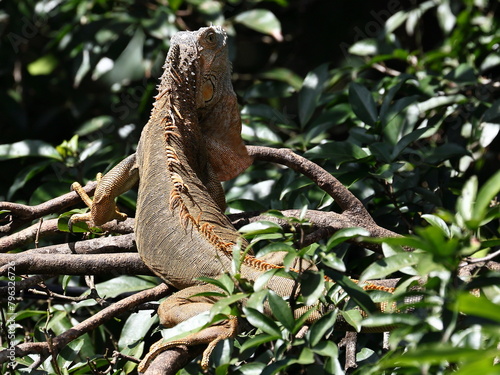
[70,173,128,228]
[138,316,237,373]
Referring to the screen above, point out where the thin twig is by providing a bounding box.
[465,248,500,264]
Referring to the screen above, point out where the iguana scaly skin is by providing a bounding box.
[71,26,395,371]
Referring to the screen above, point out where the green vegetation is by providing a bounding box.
[1,0,499,374]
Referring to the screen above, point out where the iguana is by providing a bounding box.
[70,26,396,372]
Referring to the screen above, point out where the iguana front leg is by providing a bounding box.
[138,285,237,373]
[71,153,139,227]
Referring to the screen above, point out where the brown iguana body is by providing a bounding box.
[71,26,395,371]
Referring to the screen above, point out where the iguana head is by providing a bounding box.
[162,26,253,181]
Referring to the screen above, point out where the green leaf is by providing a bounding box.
[304,141,369,165]
[100,28,146,85]
[457,175,478,224]
[76,116,114,136]
[234,9,282,41]
[326,227,370,250]
[297,347,315,365]
[320,252,346,273]
[482,99,500,123]
[391,126,430,159]
[341,309,363,332]
[300,270,325,306]
[360,252,421,281]
[259,68,303,91]
[436,1,456,34]
[298,64,328,126]
[444,63,476,84]
[311,340,338,357]
[118,310,157,350]
[8,160,52,200]
[471,170,500,227]
[27,54,58,75]
[12,310,46,321]
[58,338,85,369]
[421,214,451,238]
[348,39,377,56]
[455,292,500,323]
[197,274,234,295]
[239,333,280,354]
[361,313,420,328]
[328,270,377,313]
[380,345,496,368]
[379,74,415,121]
[267,291,294,331]
[243,307,282,337]
[211,293,249,316]
[349,82,378,126]
[91,275,157,298]
[0,140,61,161]
[308,310,337,347]
[417,94,466,113]
[58,211,90,233]
[239,221,282,235]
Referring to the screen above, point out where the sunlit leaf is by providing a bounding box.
[118,310,157,350]
[421,214,451,238]
[455,292,500,323]
[298,64,328,126]
[27,54,58,75]
[0,140,60,161]
[243,307,282,337]
[361,253,420,281]
[234,9,282,41]
[472,170,500,227]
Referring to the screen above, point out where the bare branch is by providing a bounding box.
[0,216,134,253]
[22,233,137,255]
[0,252,151,277]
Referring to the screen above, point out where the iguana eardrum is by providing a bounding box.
[71,26,396,372]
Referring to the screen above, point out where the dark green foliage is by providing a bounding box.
[1,0,499,374]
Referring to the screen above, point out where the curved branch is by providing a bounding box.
[0,283,171,365]
[0,181,97,235]
[247,146,374,223]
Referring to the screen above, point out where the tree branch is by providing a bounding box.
[141,345,205,375]
[0,181,97,235]
[247,146,375,224]
[0,252,151,278]
[0,283,171,366]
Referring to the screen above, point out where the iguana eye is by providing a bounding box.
[205,30,216,44]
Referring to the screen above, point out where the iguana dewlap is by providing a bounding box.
[71,26,395,372]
